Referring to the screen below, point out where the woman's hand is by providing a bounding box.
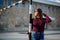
[43,13,47,16]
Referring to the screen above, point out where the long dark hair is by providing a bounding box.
[36,8,43,19]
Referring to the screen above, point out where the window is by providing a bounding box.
[43,5,47,12]
[37,4,41,9]
[8,0,12,6]
[52,7,56,14]
[22,0,25,9]
[0,0,4,6]
[33,3,37,10]
[48,6,52,13]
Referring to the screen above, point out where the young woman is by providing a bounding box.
[31,8,52,40]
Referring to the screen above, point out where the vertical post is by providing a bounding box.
[29,0,32,40]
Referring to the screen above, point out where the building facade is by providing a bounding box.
[0,0,60,32]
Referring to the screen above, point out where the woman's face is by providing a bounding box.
[34,10,38,17]
[34,9,43,19]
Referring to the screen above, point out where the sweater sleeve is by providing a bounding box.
[45,16,52,23]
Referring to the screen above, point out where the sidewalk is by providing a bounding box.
[44,30,60,35]
[20,30,60,35]
[0,30,60,35]
[0,30,60,40]
[0,32,27,39]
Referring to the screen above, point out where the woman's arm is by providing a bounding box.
[43,13,52,23]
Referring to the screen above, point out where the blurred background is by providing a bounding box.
[0,0,60,32]
[0,0,60,40]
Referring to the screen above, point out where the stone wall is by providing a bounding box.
[0,2,60,32]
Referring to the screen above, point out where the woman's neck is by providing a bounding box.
[37,16,42,19]
[35,17,42,19]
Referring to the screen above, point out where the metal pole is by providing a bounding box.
[29,0,32,40]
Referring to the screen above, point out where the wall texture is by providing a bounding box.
[0,2,60,32]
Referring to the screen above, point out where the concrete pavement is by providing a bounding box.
[0,32,60,40]
[0,30,60,40]
[0,32,28,40]
[44,30,60,35]
[18,30,60,35]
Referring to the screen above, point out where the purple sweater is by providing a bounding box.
[33,16,51,32]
